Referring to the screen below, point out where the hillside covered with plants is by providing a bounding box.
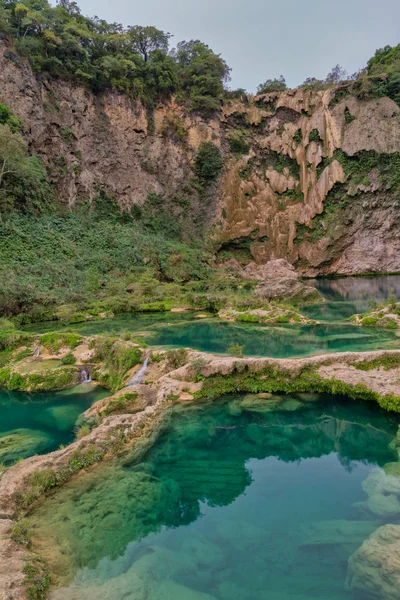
[0,0,400,321]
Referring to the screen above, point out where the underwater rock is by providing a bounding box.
[296,519,380,547]
[296,393,321,403]
[281,399,303,412]
[347,524,400,600]
[362,467,400,517]
[50,545,218,600]
[228,393,284,416]
[39,405,79,432]
[0,429,53,464]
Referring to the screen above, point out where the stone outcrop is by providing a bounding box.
[347,525,400,600]
[1,36,400,275]
[226,259,324,303]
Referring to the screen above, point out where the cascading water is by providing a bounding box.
[127,356,149,387]
[79,368,92,384]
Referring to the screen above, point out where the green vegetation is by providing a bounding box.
[40,332,82,353]
[227,343,244,358]
[257,76,287,94]
[0,102,22,132]
[344,107,356,124]
[166,347,189,369]
[335,149,400,191]
[228,131,250,156]
[102,391,139,417]
[309,128,323,143]
[0,123,51,216]
[350,296,400,329]
[267,150,300,179]
[91,337,143,391]
[293,129,303,144]
[0,0,229,115]
[0,364,77,391]
[349,354,400,371]
[23,556,50,600]
[11,518,32,549]
[365,44,400,105]
[75,424,91,439]
[0,318,31,351]
[194,363,400,413]
[0,208,212,319]
[195,142,223,182]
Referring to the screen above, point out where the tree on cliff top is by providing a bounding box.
[127,26,171,62]
[256,76,287,94]
[173,40,231,114]
[0,0,230,115]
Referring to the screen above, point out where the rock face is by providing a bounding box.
[217,90,400,276]
[347,525,400,600]
[1,36,400,275]
[241,259,323,303]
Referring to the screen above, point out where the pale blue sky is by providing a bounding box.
[76,0,400,92]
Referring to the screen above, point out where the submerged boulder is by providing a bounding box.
[362,467,400,517]
[0,429,53,464]
[347,524,400,600]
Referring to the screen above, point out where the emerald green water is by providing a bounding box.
[32,394,400,600]
[22,276,400,358]
[0,385,108,465]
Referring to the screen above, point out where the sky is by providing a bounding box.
[76,0,400,92]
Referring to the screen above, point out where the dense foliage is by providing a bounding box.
[365,44,400,105]
[0,0,230,114]
[0,208,213,317]
[0,120,52,214]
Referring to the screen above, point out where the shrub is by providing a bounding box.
[190,357,209,376]
[228,132,250,156]
[75,424,91,439]
[166,348,189,369]
[11,519,32,549]
[227,344,244,358]
[40,332,83,353]
[195,142,223,182]
[309,128,322,143]
[61,353,76,365]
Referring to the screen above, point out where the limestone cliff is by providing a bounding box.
[1,36,400,276]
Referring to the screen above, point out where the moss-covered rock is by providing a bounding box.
[0,363,79,392]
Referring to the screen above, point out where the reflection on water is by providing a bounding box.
[0,385,108,464]
[304,275,400,323]
[22,275,400,357]
[32,394,400,600]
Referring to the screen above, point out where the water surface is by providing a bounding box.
[31,394,400,600]
[22,276,400,358]
[0,384,108,465]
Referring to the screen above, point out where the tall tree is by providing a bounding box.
[127,25,171,62]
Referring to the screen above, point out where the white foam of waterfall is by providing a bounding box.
[80,368,92,383]
[127,357,149,387]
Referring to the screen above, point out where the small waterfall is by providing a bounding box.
[127,357,149,387]
[79,368,92,383]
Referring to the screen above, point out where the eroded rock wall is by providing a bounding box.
[217,89,400,275]
[2,35,400,275]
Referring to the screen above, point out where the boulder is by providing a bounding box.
[347,524,400,600]
[243,259,298,281]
